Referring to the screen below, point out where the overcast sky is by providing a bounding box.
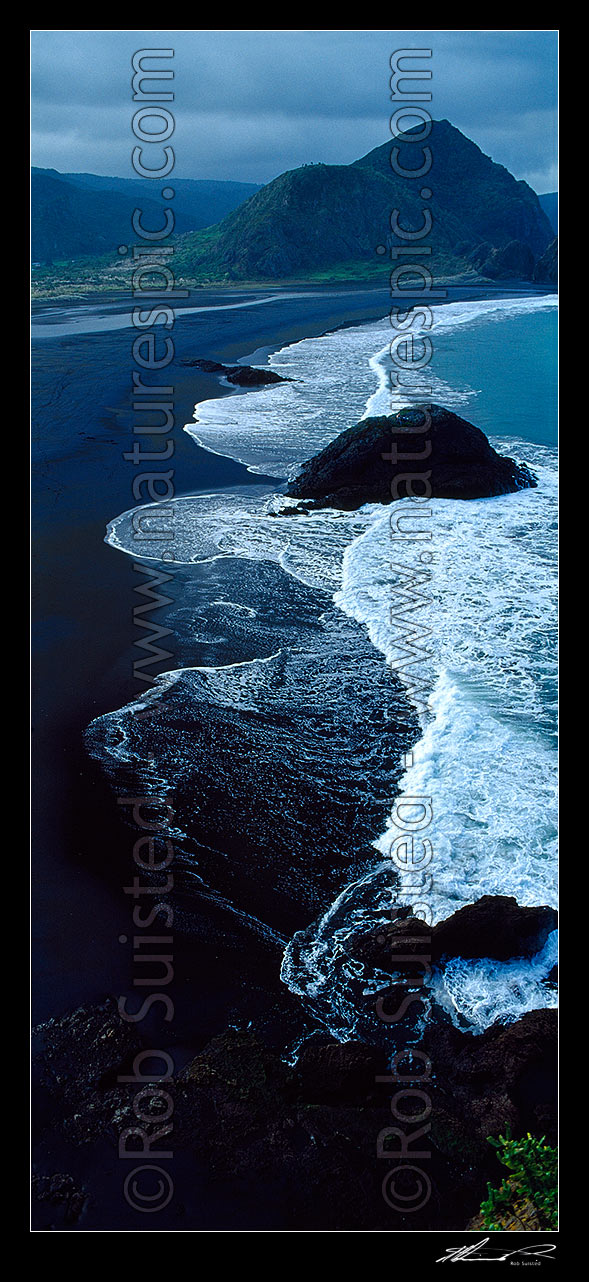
[31,29,558,193]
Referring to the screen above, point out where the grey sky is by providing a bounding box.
[30,29,558,193]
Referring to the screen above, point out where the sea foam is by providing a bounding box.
[99,292,558,1036]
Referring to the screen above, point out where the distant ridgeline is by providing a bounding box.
[31,121,557,286]
[31,169,260,263]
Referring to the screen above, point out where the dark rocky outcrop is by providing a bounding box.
[468,241,493,269]
[32,998,557,1231]
[533,237,558,286]
[31,1173,88,1229]
[349,896,557,972]
[180,357,290,385]
[286,404,537,510]
[433,896,557,962]
[421,1008,557,1147]
[225,365,291,387]
[294,1039,389,1104]
[32,997,144,1145]
[181,357,226,372]
[469,233,557,284]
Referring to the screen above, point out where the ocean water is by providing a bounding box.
[91,292,558,1039]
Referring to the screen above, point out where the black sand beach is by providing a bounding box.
[32,282,557,1232]
[32,282,554,1027]
[33,286,400,1028]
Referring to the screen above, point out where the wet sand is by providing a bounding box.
[32,286,400,1026]
[32,281,557,1232]
[32,281,553,1027]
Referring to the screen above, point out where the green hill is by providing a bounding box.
[173,163,407,280]
[172,119,553,284]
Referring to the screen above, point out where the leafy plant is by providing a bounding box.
[480,1131,557,1231]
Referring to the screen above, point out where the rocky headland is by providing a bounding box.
[32,895,557,1230]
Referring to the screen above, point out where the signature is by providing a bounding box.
[436,1238,556,1263]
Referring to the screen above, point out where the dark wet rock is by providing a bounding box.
[180,358,226,371]
[32,996,557,1231]
[349,896,557,972]
[286,404,537,509]
[349,911,430,969]
[31,1172,88,1228]
[269,503,312,516]
[294,1039,389,1104]
[35,997,143,1090]
[534,237,558,285]
[433,896,557,962]
[32,997,143,1144]
[422,1008,558,1145]
[180,357,290,384]
[174,1010,556,1228]
[173,1027,466,1228]
[225,365,291,386]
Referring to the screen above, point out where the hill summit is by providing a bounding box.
[173,119,553,283]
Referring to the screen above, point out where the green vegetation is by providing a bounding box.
[480,1132,557,1231]
[31,253,131,299]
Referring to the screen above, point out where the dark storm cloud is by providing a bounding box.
[30,29,558,192]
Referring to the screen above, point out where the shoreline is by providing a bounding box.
[32,286,557,1232]
[32,285,419,1029]
[31,278,555,326]
[32,283,556,1024]
[31,273,557,307]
